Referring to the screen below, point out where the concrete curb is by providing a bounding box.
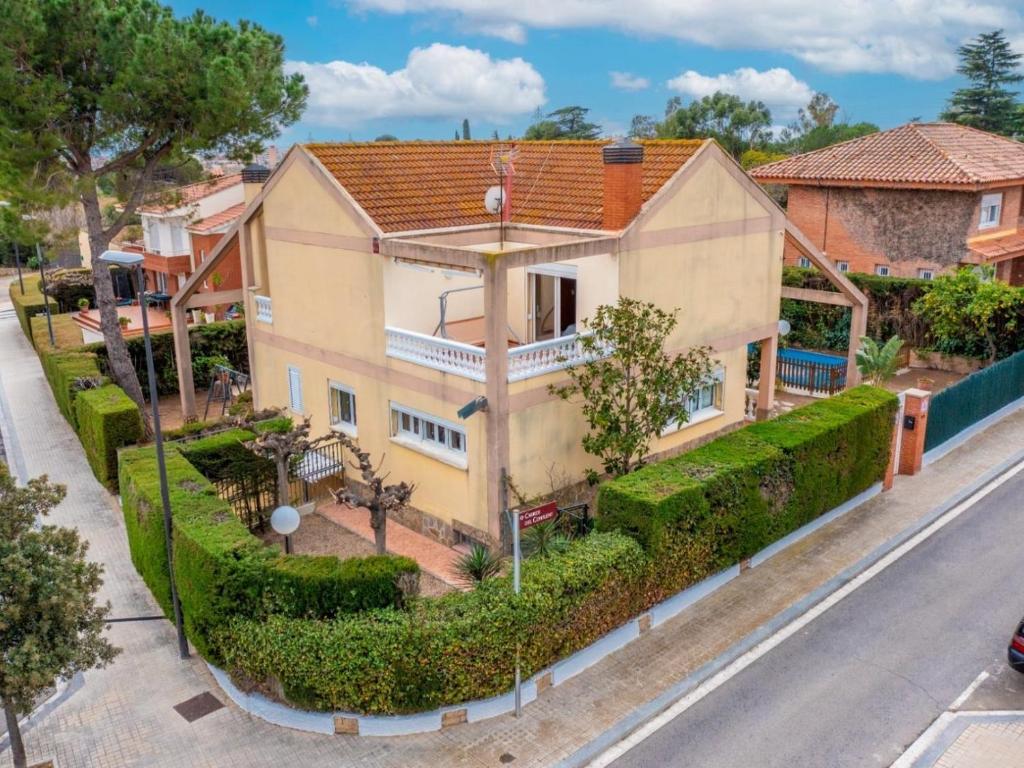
[557,446,1024,768]
[893,711,1024,768]
[209,483,883,736]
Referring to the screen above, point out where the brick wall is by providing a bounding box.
[190,231,242,292]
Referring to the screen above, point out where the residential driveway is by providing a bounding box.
[608,469,1024,768]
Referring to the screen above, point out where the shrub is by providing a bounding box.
[8,279,57,343]
[30,313,84,352]
[74,385,144,489]
[117,444,419,661]
[39,350,105,427]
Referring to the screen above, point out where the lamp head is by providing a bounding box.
[270,505,301,536]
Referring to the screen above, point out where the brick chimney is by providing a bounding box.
[241,163,270,203]
[602,138,644,230]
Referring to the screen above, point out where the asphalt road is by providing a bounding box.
[610,466,1024,768]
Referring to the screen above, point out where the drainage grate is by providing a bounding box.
[173,691,224,723]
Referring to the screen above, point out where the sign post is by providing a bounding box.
[510,500,558,717]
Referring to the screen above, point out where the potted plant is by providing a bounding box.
[118,316,131,331]
[77,297,90,314]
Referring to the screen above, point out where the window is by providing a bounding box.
[287,366,303,414]
[328,381,357,434]
[798,257,812,268]
[874,264,890,277]
[145,219,161,253]
[980,193,1003,229]
[837,261,850,273]
[918,269,934,280]
[390,403,466,464]
[664,370,725,434]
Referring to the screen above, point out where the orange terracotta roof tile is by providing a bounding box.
[969,230,1024,261]
[139,173,243,214]
[751,123,1024,189]
[187,202,246,233]
[303,140,705,232]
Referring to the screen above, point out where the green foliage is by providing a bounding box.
[550,297,713,477]
[30,312,83,352]
[42,267,94,312]
[791,122,879,153]
[598,386,897,575]
[454,543,504,586]
[521,520,571,558]
[74,385,144,489]
[117,444,418,661]
[8,278,56,343]
[659,92,772,157]
[0,463,118,725]
[940,30,1023,136]
[913,267,1024,362]
[214,532,646,713]
[524,106,601,140]
[38,350,105,428]
[855,335,903,385]
[925,347,1024,451]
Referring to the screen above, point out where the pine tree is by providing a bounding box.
[462,118,471,140]
[941,30,1023,136]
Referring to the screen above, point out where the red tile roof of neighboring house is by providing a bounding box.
[303,140,706,232]
[750,123,1024,190]
[187,202,246,233]
[969,231,1024,262]
[139,173,243,213]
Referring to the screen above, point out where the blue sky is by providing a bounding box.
[169,0,1024,145]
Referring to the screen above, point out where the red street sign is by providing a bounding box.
[518,501,558,530]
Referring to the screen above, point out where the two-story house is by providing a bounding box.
[170,139,860,549]
[751,123,1024,283]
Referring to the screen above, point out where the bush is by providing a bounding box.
[598,386,897,570]
[39,350,105,427]
[74,385,144,488]
[30,312,84,352]
[10,279,58,344]
[117,444,419,661]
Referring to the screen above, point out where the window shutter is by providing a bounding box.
[288,366,303,413]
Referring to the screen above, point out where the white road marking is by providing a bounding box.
[949,670,989,711]
[586,459,1024,768]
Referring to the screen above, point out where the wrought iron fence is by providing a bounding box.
[925,349,1024,452]
[554,502,593,538]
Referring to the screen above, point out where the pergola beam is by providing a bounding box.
[183,288,243,310]
[780,286,853,307]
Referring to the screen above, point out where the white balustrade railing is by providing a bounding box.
[255,295,272,323]
[385,327,599,382]
[385,327,487,381]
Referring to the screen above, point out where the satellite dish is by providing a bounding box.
[484,185,504,214]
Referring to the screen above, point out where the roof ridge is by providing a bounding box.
[909,122,977,183]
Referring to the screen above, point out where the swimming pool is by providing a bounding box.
[777,347,848,393]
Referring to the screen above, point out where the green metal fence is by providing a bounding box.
[925,349,1024,451]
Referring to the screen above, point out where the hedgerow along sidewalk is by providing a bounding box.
[3,274,1024,766]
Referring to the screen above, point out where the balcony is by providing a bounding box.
[255,295,273,323]
[385,326,598,383]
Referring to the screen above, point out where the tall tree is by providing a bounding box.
[462,118,471,140]
[629,114,658,139]
[0,0,307,421]
[0,465,119,768]
[941,30,1023,136]
[798,92,839,132]
[659,92,772,157]
[524,106,601,140]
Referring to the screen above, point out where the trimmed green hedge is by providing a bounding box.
[39,351,105,428]
[597,386,897,573]
[74,385,144,489]
[117,444,420,661]
[9,278,57,344]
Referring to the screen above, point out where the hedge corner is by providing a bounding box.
[75,384,144,489]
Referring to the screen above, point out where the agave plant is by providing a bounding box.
[521,520,571,559]
[855,335,903,386]
[454,543,504,587]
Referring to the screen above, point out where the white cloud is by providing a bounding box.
[667,67,814,117]
[344,0,1024,79]
[610,71,650,91]
[306,15,318,26]
[286,43,546,126]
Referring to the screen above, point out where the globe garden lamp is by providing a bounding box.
[271,505,301,554]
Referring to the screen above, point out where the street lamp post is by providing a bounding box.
[36,243,55,347]
[99,250,189,660]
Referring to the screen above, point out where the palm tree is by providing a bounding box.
[855,335,903,385]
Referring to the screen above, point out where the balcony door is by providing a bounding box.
[529,265,577,342]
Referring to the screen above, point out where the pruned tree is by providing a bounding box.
[329,433,414,555]
[243,415,316,507]
[0,0,307,425]
[0,465,119,768]
[550,297,713,479]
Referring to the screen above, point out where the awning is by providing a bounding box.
[969,231,1024,263]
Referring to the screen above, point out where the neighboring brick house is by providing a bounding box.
[751,123,1024,283]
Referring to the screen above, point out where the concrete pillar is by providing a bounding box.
[171,303,197,422]
[898,388,931,477]
[846,303,867,387]
[757,334,778,421]
[483,260,510,546]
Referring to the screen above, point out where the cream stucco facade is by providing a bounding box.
[173,140,791,547]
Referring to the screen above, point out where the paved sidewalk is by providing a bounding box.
[3,275,1024,767]
[935,719,1024,768]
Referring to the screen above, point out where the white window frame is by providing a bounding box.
[146,218,161,253]
[874,264,890,277]
[663,369,725,435]
[980,193,1003,230]
[837,261,850,273]
[287,365,304,414]
[328,380,357,436]
[798,257,812,268]
[917,268,934,280]
[389,402,467,468]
